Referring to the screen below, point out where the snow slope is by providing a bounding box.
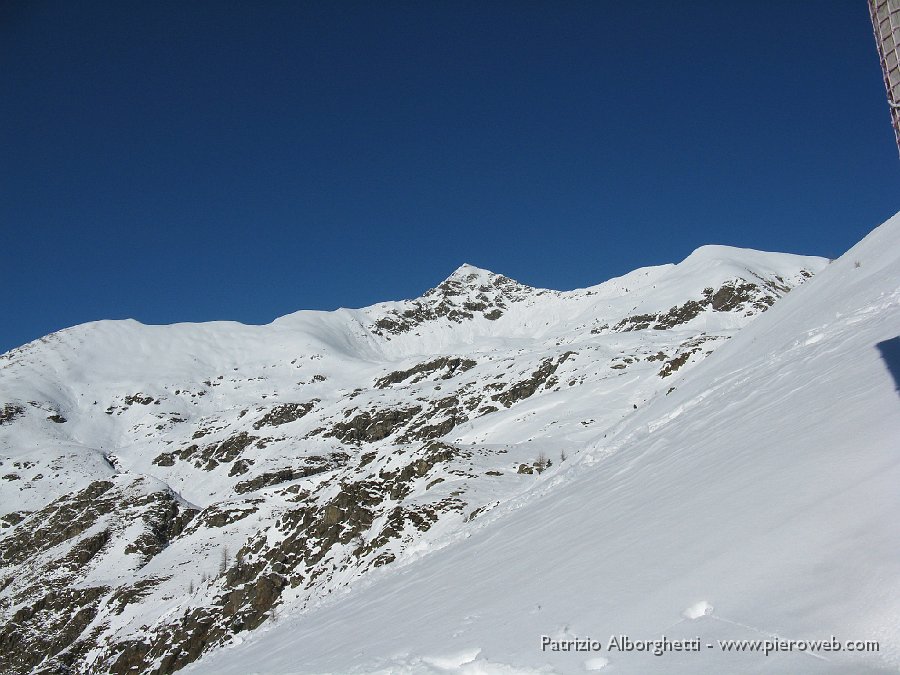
[184,215,900,674]
[0,237,872,674]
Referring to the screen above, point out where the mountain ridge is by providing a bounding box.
[0,238,862,675]
[185,214,900,675]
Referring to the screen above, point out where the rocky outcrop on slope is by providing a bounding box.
[605,274,813,333]
[370,264,544,335]
[0,478,195,674]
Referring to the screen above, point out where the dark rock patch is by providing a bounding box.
[234,454,348,494]
[123,394,156,406]
[153,451,176,467]
[0,403,24,426]
[0,585,108,675]
[492,352,575,407]
[375,357,476,388]
[228,458,255,477]
[327,406,422,444]
[252,401,318,430]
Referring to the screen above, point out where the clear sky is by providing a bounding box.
[2,1,898,354]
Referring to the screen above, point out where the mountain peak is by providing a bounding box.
[428,262,531,300]
[366,264,537,336]
[443,262,501,284]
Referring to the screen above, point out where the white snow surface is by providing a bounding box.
[1,227,896,674]
[181,220,898,674]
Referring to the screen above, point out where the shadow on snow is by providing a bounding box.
[876,336,900,396]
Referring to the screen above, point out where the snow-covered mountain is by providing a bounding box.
[1,220,897,674]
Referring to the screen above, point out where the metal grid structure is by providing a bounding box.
[870,0,900,157]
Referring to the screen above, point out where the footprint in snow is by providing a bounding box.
[422,647,481,669]
[583,656,609,671]
[682,600,714,619]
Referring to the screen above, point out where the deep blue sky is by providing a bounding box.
[2,1,897,353]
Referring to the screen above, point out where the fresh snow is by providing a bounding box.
[183,217,898,674]
[1,227,896,674]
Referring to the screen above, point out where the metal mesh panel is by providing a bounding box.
[870,0,900,156]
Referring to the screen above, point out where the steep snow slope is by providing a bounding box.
[0,245,829,674]
[184,215,900,674]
